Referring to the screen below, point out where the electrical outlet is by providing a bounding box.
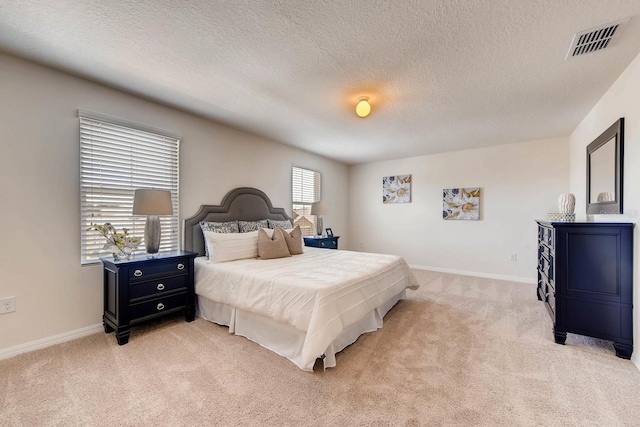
[0,297,15,314]
[510,253,518,262]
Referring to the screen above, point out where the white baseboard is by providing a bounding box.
[0,323,103,360]
[409,264,536,284]
[632,353,640,371]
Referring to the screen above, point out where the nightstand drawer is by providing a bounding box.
[130,292,187,322]
[129,259,189,281]
[319,239,338,249]
[303,236,340,250]
[129,275,187,300]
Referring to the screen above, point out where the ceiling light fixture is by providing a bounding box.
[356,96,371,118]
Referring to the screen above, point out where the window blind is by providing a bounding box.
[292,166,321,236]
[292,167,321,204]
[80,112,180,264]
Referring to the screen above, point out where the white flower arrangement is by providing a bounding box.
[86,222,140,259]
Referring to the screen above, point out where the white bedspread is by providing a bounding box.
[195,248,419,367]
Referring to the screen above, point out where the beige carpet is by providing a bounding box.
[1,270,639,426]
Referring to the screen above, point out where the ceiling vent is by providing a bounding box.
[566,18,630,60]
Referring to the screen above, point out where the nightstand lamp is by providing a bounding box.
[310,202,327,237]
[132,189,173,254]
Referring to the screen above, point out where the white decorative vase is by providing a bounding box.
[558,193,576,214]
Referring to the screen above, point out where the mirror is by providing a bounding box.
[586,118,624,214]
[589,136,616,203]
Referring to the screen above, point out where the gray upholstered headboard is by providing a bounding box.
[183,187,294,256]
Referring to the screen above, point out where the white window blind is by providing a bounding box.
[292,166,321,236]
[80,111,180,264]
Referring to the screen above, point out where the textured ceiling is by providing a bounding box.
[1,1,640,164]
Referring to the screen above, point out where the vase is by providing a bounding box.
[558,193,576,214]
[112,249,132,261]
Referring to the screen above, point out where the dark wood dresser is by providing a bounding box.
[536,221,633,359]
[101,250,197,345]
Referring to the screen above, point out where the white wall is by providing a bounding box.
[348,138,569,282]
[568,51,640,367]
[0,52,348,352]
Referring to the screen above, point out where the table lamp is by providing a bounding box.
[132,189,173,254]
[310,202,327,237]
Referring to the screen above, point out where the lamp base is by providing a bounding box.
[145,215,161,254]
[316,216,323,237]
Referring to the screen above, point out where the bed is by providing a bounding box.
[184,187,419,371]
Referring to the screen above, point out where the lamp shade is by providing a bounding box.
[310,202,327,216]
[132,189,173,216]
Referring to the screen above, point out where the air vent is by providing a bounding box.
[566,18,630,59]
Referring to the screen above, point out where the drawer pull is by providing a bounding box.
[156,303,165,311]
[321,242,325,247]
[134,269,143,277]
[157,283,165,291]
[177,263,185,270]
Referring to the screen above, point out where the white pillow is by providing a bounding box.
[204,230,259,263]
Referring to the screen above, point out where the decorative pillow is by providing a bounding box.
[200,221,239,259]
[258,227,291,260]
[238,219,268,233]
[204,230,259,263]
[261,227,303,253]
[260,227,289,237]
[278,226,303,255]
[200,221,239,234]
[267,219,293,229]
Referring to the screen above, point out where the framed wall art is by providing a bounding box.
[443,187,480,220]
[383,175,411,204]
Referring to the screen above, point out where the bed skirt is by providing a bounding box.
[196,290,406,371]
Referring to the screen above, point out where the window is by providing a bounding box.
[80,110,180,264]
[292,166,321,236]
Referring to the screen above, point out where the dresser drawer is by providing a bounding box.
[130,292,187,322]
[539,243,551,261]
[129,275,187,300]
[546,285,555,314]
[538,270,556,315]
[539,269,554,291]
[128,259,189,281]
[539,226,555,249]
[538,253,554,282]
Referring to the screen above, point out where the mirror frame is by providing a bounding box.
[586,117,624,214]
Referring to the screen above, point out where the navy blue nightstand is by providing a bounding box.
[303,236,340,250]
[100,250,197,345]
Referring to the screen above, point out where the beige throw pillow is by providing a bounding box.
[258,227,291,260]
[279,226,303,255]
